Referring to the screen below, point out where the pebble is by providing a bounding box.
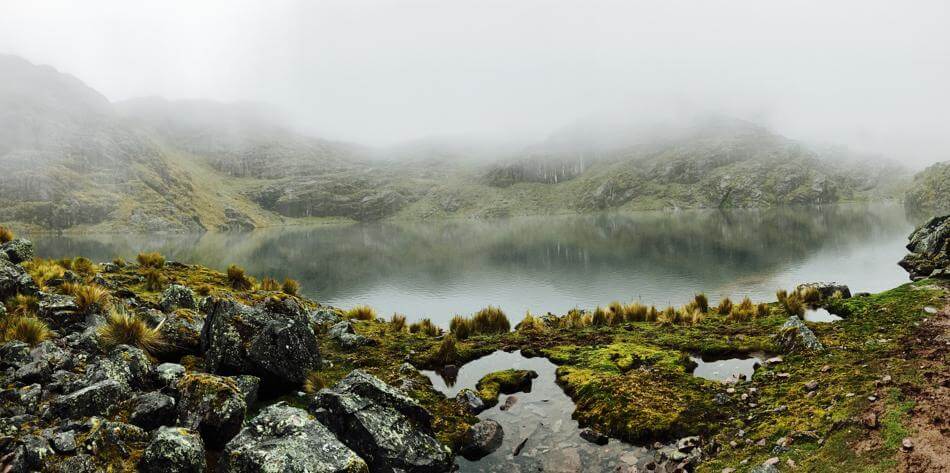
[881,375,892,385]
[868,395,877,402]
[820,365,831,373]
[804,380,819,391]
[901,438,914,451]
[722,469,736,473]
[787,458,797,468]
[777,373,791,379]
[763,457,780,466]
[766,356,783,365]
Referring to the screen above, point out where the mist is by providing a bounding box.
[1,0,948,166]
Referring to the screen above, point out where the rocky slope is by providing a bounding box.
[905,161,950,217]
[0,218,948,471]
[0,56,911,232]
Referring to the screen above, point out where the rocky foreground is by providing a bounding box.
[0,219,948,472]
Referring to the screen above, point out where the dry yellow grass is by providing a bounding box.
[98,309,165,355]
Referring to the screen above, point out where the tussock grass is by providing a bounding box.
[623,302,648,322]
[143,268,163,291]
[282,278,300,296]
[608,301,624,321]
[450,314,472,340]
[23,258,66,289]
[778,289,805,316]
[831,289,845,300]
[432,334,459,366]
[63,283,112,314]
[389,313,407,333]
[560,309,586,329]
[716,297,733,315]
[195,285,212,297]
[71,257,95,275]
[98,309,165,355]
[7,294,39,316]
[591,306,608,326]
[0,226,14,243]
[776,289,788,304]
[659,306,677,325]
[471,306,510,334]
[645,306,659,322]
[694,293,709,313]
[112,258,127,267]
[799,286,821,304]
[226,264,253,290]
[3,317,50,346]
[756,302,771,318]
[303,371,327,394]
[409,318,441,337]
[346,304,377,321]
[260,277,281,291]
[137,252,165,268]
[517,312,547,332]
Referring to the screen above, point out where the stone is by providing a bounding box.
[51,430,77,453]
[580,427,609,445]
[311,370,454,473]
[460,419,504,460]
[50,379,128,418]
[85,344,152,390]
[1,238,34,264]
[328,319,373,349]
[139,427,206,473]
[130,391,177,431]
[500,395,518,411]
[862,412,879,429]
[773,316,824,353]
[0,257,35,301]
[159,284,197,312]
[749,465,779,473]
[200,298,321,386]
[154,362,186,388]
[14,360,51,384]
[310,308,342,326]
[796,282,851,299]
[219,403,368,473]
[804,380,819,391]
[899,215,950,279]
[231,375,261,407]
[157,308,205,355]
[176,373,247,449]
[455,388,486,414]
[0,341,31,368]
[80,419,148,458]
[765,356,783,365]
[901,437,914,451]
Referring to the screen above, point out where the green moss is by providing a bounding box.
[475,369,538,408]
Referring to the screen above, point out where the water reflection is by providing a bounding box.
[27,203,911,326]
[690,354,764,383]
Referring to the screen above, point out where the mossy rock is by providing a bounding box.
[474,369,538,408]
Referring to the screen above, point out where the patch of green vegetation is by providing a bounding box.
[474,369,538,408]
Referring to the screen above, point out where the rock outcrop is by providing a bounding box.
[899,215,950,279]
[773,316,824,353]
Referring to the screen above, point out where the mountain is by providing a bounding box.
[905,161,950,217]
[0,55,911,232]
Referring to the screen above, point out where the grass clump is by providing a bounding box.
[471,306,511,334]
[63,283,112,314]
[432,334,459,366]
[756,302,771,318]
[560,309,587,329]
[7,294,39,316]
[0,226,14,243]
[71,256,95,275]
[303,371,328,394]
[516,312,547,333]
[716,297,733,315]
[346,304,377,321]
[799,286,821,304]
[282,278,300,296]
[624,302,648,322]
[389,313,408,333]
[450,314,472,340]
[143,268,164,291]
[98,309,164,355]
[112,258,127,267]
[260,277,281,291]
[409,318,441,337]
[226,264,253,290]
[23,259,66,289]
[195,284,212,297]
[137,252,165,268]
[780,289,805,316]
[694,293,709,313]
[591,306,609,326]
[2,317,50,346]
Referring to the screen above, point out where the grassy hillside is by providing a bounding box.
[904,161,950,217]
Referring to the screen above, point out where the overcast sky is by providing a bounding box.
[1,0,948,165]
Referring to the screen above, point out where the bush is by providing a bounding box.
[0,226,14,243]
[98,309,164,355]
[409,318,441,337]
[144,268,163,291]
[282,278,300,296]
[303,371,327,394]
[450,314,472,340]
[137,252,165,268]
[471,306,510,334]
[716,297,733,315]
[260,277,281,291]
[66,284,112,314]
[517,312,547,332]
[390,313,408,333]
[227,264,253,290]
[432,334,458,366]
[346,305,377,321]
[4,317,50,346]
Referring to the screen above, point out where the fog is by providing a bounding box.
[1,0,948,166]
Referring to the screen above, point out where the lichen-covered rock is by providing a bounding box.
[80,419,148,465]
[200,298,321,385]
[219,403,368,473]
[85,344,151,389]
[154,362,186,389]
[157,308,205,355]
[37,292,80,328]
[899,215,950,279]
[0,257,35,301]
[1,238,34,264]
[231,375,261,407]
[328,320,373,349]
[0,341,32,369]
[139,427,206,473]
[310,308,342,326]
[160,284,197,312]
[475,369,538,408]
[455,388,486,414]
[460,419,504,460]
[130,391,177,431]
[50,379,128,418]
[176,373,247,449]
[773,316,824,353]
[311,370,454,473]
[7,434,52,471]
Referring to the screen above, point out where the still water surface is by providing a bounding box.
[28,203,912,326]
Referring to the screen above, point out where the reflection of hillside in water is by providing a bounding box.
[30,203,910,318]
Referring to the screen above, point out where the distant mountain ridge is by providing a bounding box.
[0,55,912,232]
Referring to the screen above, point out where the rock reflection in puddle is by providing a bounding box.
[421,350,653,472]
[690,354,764,383]
[804,307,843,322]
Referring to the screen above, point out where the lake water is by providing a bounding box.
[27,203,913,327]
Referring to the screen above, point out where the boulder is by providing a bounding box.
[580,427,608,445]
[455,388,486,414]
[0,341,31,369]
[310,308,342,326]
[231,375,261,407]
[37,293,80,328]
[460,419,504,460]
[50,430,76,454]
[7,434,52,471]
[176,373,246,449]
[139,427,206,473]
[85,345,152,390]
[80,419,148,460]
[328,320,373,349]
[159,285,197,312]
[773,316,824,353]
[311,370,454,473]
[157,308,205,355]
[795,282,851,299]
[130,392,177,431]
[1,238,34,264]
[200,298,321,386]
[154,362,186,389]
[0,257,35,301]
[900,215,950,279]
[50,379,127,419]
[219,403,369,473]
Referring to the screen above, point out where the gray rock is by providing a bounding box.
[14,360,51,384]
[796,282,851,299]
[310,308,342,326]
[0,341,31,369]
[773,316,824,353]
[460,419,504,460]
[0,257,35,301]
[749,465,780,473]
[9,434,52,471]
[154,362,186,388]
[37,293,79,327]
[80,419,148,458]
[50,430,76,453]
[219,403,368,473]
[201,298,321,386]
[580,427,608,445]
[51,454,98,473]
[311,370,454,473]
[455,388,486,414]
[130,392,177,431]
[139,427,206,473]
[328,320,373,349]
[160,284,197,312]
[50,379,127,418]
[900,215,950,279]
[176,373,246,449]
[231,375,261,407]
[85,344,152,389]
[157,308,205,355]
[1,238,34,264]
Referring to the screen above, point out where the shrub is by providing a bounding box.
[590,306,608,326]
[260,277,281,291]
[409,318,441,337]
[799,286,821,304]
[71,257,95,275]
[716,297,733,315]
[4,317,50,346]
[137,252,165,268]
[659,306,677,325]
[450,314,472,340]
[66,284,112,314]
[390,313,408,333]
[227,264,253,290]
[144,268,164,291]
[282,278,300,296]
[471,306,510,334]
[303,371,327,394]
[517,312,547,332]
[624,302,648,322]
[346,305,377,321]
[98,309,164,355]
[432,334,458,366]
[0,226,14,243]
[694,293,709,313]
